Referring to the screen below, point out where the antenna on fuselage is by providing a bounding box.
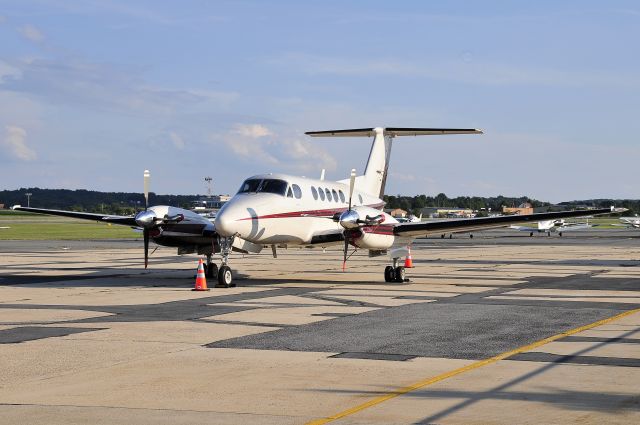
[320,169,325,181]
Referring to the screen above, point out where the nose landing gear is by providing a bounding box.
[215,236,235,288]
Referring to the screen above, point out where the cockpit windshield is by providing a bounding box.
[258,179,288,195]
[237,179,262,194]
[237,178,289,196]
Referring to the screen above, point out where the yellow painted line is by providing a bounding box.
[306,307,640,425]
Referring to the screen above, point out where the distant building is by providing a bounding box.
[420,207,475,218]
[503,202,533,215]
[388,208,407,218]
[190,195,230,213]
[0,204,4,209]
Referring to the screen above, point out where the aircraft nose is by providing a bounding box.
[214,208,236,237]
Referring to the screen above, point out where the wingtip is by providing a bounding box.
[11,205,21,210]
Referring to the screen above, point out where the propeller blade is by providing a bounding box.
[348,168,356,210]
[143,228,149,269]
[143,169,150,210]
[342,234,349,272]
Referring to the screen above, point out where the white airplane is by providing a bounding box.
[395,213,422,223]
[510,219,594,237]
[12,127,621,287]
[618,216,640,229]
[211,127,619,286]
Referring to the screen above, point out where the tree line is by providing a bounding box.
[1,188,637,216]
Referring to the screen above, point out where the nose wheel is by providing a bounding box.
[216,265,234,287]
[215,236,236,288]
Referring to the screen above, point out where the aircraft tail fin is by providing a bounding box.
[306,127,482,197]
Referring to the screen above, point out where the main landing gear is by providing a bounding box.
[215,236,235,288]
[205,254,218,279]
[384,258,407,283]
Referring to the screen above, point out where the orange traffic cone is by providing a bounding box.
[404,247,414,268]
[192,259,209,291]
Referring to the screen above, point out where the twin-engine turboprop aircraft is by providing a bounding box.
[13,127,622,287]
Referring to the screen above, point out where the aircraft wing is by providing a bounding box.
[509,225,538,232]
[393,208,615,238]
[11,206,138,226]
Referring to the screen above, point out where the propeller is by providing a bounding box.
[142,170,150,268]
[341,169,357,271]
[134,170,185,269]
[143,169,150,210]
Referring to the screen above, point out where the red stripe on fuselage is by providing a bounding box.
[237,203,385,221]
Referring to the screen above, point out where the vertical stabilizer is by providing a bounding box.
[305,126,482,198]
[362,127,393,197]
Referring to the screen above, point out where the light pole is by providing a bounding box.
[25,192,32,207]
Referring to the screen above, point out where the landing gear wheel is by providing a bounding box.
[530,232,534,237]
[206,263,218,279]
[394,266,406,283]
[559,232,563,237]
[216,265,235,288]
[384,266,395,282]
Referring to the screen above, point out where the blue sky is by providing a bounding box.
[1,1,639,202]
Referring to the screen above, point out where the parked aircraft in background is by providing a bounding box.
[395,213,422,223]
[12,127,624,287]
[510,219,594,237]
[618,216,640,229]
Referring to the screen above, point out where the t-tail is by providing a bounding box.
[306,127,483,197]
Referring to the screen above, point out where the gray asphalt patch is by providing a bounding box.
[0,326,104,343]
[508,352,640,367]
[208,303,623,359]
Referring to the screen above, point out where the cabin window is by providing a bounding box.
[238,178,262,193]
[325,188,332,202]
[318,187,325,201]
[358,194,363,205]
[338,190,345,203]
[331,189,338,203]
[292,184,302,199]
[286,187,294,197]
[311,186,318,200]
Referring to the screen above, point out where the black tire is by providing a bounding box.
[384,266,395,282]
[206,264,218,279]
[469,234,473,239]
[449,234,452,239]
[441,234,445,239]
[217,265,234,287]
[530,232,533,237]
[394,266,406,283]
[559,232,563,237]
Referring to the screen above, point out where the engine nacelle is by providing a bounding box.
[351,224,396,249]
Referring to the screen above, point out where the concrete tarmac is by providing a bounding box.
[0,230,639,424]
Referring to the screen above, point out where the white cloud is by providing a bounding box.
[0,58,239,116]
[0,60,21,82]
[2,125,36,161]
[233,123,272,138]
[215,124,337,173]
[18,24,44,43]
[169,132,185,150]
[270,53,640,88]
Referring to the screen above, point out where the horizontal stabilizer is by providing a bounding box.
[305,127,483,138]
